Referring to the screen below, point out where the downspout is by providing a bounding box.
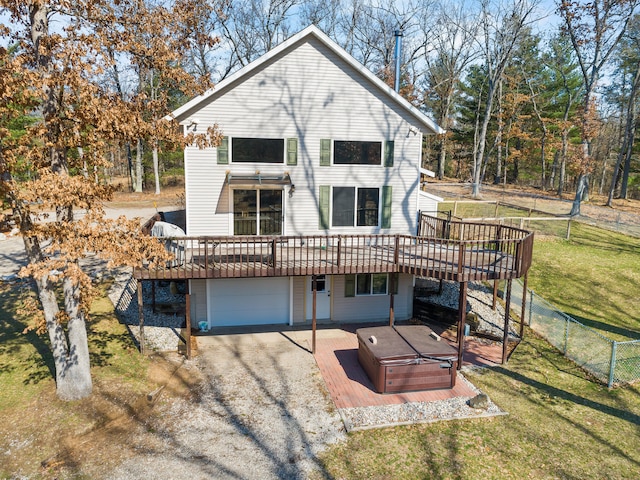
[394,29,403,93]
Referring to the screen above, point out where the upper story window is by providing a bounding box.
[333,141,382,165]
[232,138,284,163]
[332,187,379,227]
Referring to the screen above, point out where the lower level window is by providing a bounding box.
[356,273,388,295]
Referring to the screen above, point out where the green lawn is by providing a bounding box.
[317,220,640,479]
[528,222,640,341]
[317,332,640,479]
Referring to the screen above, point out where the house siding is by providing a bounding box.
[189,279,207,328]
[331,273,413,323]
[183,37,422,237]
[292,276,305,324]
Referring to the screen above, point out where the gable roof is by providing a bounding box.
[169,25,444,135]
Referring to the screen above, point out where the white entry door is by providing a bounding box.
[305,275,331,321]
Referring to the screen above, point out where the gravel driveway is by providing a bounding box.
[110,332,346,480]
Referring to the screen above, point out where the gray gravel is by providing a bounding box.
[417,278,520,340]
[340,372,504,431]
[110,333,347,480]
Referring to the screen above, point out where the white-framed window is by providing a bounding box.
[232,137,284,163]
[233,188,283,235]
[334,140,382,165]
[356,273,388,295]
[320,139,394,167]
[332,187,379,227]
[217,137,297,165]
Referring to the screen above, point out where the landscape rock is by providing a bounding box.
[468,393,490,410]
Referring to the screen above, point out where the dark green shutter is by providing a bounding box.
[319,185,330,229]
[287,138,298,165]
[381,186,392,228]
[217,136,229,164]
[320,139,331,166]
[384,140,394,167]
[345,274,356,297]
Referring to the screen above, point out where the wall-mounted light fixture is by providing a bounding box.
[289,184,296,197]
[188,118,200,129]
[408,125,419,136]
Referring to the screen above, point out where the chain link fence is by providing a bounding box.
[509,280,640,387]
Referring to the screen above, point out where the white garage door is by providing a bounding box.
[208,277,289,327]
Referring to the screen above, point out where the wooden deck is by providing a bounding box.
[135,215,534,283]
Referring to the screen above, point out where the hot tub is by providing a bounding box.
[356,325,458,394]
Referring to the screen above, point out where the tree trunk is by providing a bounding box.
[134,138,143,192]
[570,173,589,216]
[437,135,447,179]
[620,132,634,199]
[25,0,93,401]
[472,80,496,197]
[152,140,161,194]
[494,80,503,184]
[608,58,640,204]
[57,275,93,400]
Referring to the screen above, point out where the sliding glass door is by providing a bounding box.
[233,189,282,235]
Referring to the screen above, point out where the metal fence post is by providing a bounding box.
[608,341,617,388]
[564,316,570,354]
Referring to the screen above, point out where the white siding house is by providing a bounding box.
[170,25,444,328]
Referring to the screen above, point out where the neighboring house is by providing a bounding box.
[166,25,448,329]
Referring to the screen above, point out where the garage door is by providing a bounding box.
[208,277,289,326]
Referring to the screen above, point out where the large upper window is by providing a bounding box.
[334,141,382,165]
[232,138,284,163]
[332,187,379,227]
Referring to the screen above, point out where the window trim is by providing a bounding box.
[331,186,380,228]
[231,187,284,236]
[320,139,394,167]
[344,273,398,297]
[356,273,388,296]
[333,140,382,165]
[229,137,286,164]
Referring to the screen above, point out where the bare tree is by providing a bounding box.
[422,0,481,179]
[470,0,538,197]
[217,0,300,75]
[558,0,639,215]
[608,14,640,205]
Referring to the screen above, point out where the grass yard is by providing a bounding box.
[317,332,640,479]
[317,220,640,479]
[528,222,640,341]
[0,280,201,479]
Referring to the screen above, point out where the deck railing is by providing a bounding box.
[135,214,534,282]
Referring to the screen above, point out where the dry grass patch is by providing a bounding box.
[0,281,203,479]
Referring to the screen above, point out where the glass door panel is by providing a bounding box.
[233,189,257,235]
[259,189,282,235]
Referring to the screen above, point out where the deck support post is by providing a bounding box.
[519,273,528,340]
[456,281,467,370]
[502,279,513,364]
[137,280,145,355]
[492,280,498,310]
[389,274,395,326]
[185,289,192,360]
[312,275,317,355]
[151,281,156,313]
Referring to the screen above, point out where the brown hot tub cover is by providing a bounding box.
[357,325,458,394]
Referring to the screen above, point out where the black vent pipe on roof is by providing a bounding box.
[394,29,403,93]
